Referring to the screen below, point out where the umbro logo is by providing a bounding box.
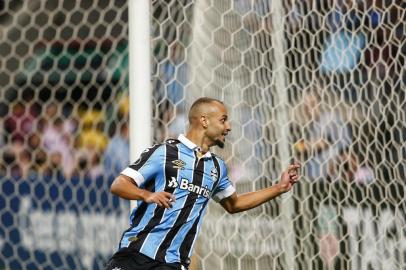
[112,267,123,270]
[172,159,186,170]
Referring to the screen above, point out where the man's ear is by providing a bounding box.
[200,115,208,128]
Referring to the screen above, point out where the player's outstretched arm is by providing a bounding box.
[220,164,300,214]
[110,175,176,208]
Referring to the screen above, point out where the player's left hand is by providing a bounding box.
[279,163,301,193]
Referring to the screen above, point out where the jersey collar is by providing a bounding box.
[178,134,212,158]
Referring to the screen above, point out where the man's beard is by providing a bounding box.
[215,139,225,148]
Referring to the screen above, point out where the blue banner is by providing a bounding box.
[0,174,129,270]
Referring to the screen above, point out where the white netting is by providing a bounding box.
[150,0,406,269]
[1,0,405,270]
[0,1,130,269]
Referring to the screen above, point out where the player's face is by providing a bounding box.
[205,102,231,148]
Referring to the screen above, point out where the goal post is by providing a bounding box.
[129,0,152,209]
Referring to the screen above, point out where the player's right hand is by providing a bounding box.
[145,191,176,208]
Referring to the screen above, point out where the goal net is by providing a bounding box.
[151,0,405,270]
[0,1,130,270]
[1,0,405,270]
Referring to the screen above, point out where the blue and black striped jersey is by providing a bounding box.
[118,134,235,266]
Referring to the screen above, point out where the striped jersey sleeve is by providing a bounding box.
[120,144,164,187]
[211,157,235,202]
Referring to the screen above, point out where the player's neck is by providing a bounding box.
[185,130,211,154]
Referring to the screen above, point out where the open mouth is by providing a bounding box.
[221,133,228,140]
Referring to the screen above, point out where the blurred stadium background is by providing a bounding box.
[0,0,405,269]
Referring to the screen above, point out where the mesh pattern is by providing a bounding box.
[0,1,129,269]
[151,0,405,269]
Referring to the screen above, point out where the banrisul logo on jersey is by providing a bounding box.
[169,177,210,198]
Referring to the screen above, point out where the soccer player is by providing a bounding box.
[104,97,301,270]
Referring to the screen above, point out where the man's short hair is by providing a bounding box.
[188,97,223,122]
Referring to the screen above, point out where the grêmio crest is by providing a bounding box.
[210,167,218,182]
[172,159,186,170]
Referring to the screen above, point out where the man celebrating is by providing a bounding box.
[105,97,300,270]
